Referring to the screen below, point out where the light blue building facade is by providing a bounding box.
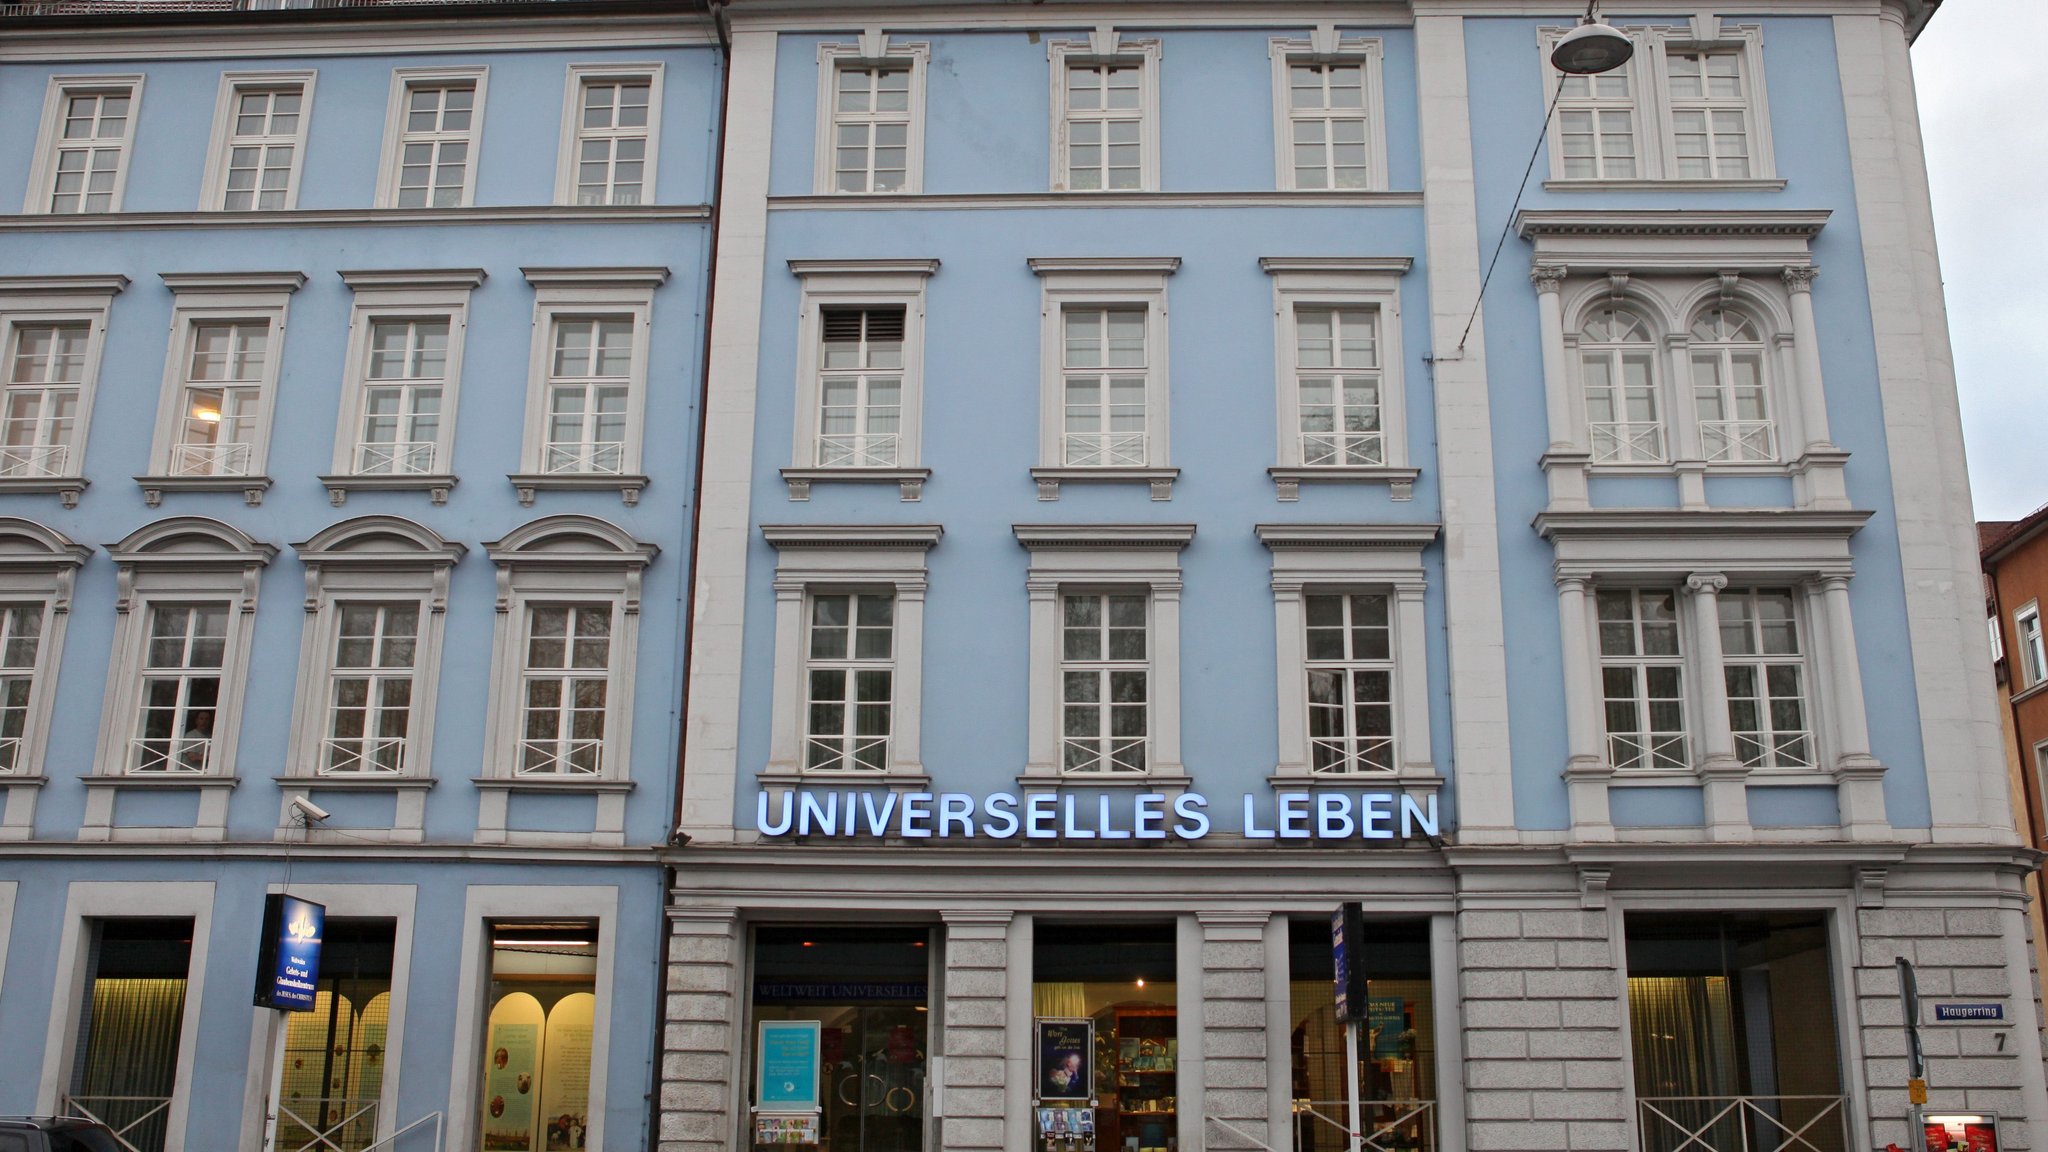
[664,3,2040,1152]
[0,4,716,1151]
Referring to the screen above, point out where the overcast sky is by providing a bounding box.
[1913,0,2048,522]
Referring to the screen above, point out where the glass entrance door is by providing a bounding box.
[821,1004,927,1152]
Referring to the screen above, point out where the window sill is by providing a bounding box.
[781,467,930,502]
[1018,773,1196,791]
[320,473,457,506]
[80,773,239,789]
[1269,465,1419,502]
[758,770,933,790]
[0,475,88,508]
[136,474,272,507]
[275,773,438,791]
[0,775,48,788]
[1265,771,1441,793]
[1605,768,1840,788]
[1541,178,1787,193]
[2010,679,2048,706]
[508,472,647,506]
[472,776,635,793]
[1031,466,1178,502]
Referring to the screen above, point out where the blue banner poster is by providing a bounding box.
[756,1020,822,1111]
[1366,998,1407,1059]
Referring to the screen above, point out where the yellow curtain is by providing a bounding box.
[1033,983,1088,1018]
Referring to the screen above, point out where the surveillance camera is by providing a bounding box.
[289,796,331,823]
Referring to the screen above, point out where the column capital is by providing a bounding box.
[1816,572,1852,594]
[941,909,1016,929]
[1685,571,1729,595]
[1557,574,1591,594]
[1196,910,1273,930]
[1530,264,1568,294]
[1782,265,1820,293]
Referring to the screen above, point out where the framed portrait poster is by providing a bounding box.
[1035,1017,1093,1102]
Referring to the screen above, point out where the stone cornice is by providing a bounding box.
[1534,507,1872,541]
[761,524,944,550]
[1013,523,1196,550]
[1255,523,1440,550]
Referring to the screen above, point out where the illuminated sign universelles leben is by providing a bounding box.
[756,789,1440,841]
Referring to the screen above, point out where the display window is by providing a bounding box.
[1031,923,1177,1152]
[478,921,599,1152]
[748,925,932,1152]
[67,917,194,1152]
[277,918,395,1152]
[1625,911,1846,1152]
[1285,917,1435,1152]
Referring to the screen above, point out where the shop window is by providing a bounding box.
[479,921,600,1152]
[1625,912,1846,1152]
[748,925,932,1152]
[67,918,194,1152]
[277,919,396,1152]
[1285,918,1435,1152]
[1031,923,1176,1152]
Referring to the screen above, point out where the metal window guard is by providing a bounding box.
[1060,735,1147,774]
[0,734,21,772]
[816,432,900,467]
[517,737,604,776]
[1609,730,1688,772]
[1309,735,1395,775]
[170,441,254,477]
[1300,430,1385,467]
[0,442,71,477]
[542,440,625,475]
[1733,729,1815,770]
[277,1097,378,1152]
[354,441,437,475]
[1588,420,1666,463]
[805,734,889,773]
[1062,431,1147,467]
[1699,419,1776,463]
[1636,1094,1848,1152]
[131,734,212,773]
[61,1095,172,1152]
[322,736,406,775]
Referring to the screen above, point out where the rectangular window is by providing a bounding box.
[1666,49,1752,180]
[216,84,306,210]
[804,592,893,772]
[1719,588,1813,769]
[356,319,448,475]
[1062,307,1148,467]
[2019,604,2046,689]
[1305,593,1394,774]
[831,66,911,193]
[1295,307,1382,467]
[1032,923,1176,1149]
[1285,62,1371,189]
[1286,917,1437,1141]
[1062,63,1143,191]
[42,84,135,214]
[3,322,87,478]
[1555,66,1638,179]
[132,604,228,773]
[1597,588,1687,771]
[1580,306,1664,463]
[519,604,612,776]
[479,922,598,1148]
[276,919,395,1152]
[544,318,632,474]
[322,603,418,775]
[172,321,268,477]
[571,78,651,205]
[1061,592,1147,774]
[69,917,194,1152]
[0,603,44,773]
[816,307,903,467]
[394,83,476,208]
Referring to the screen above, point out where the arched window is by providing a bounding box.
[1579,305,1663,463]
[1689,306,1775,462]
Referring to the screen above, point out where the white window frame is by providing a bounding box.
[1260,524,1436,783]
[1595,585,1691,772]
[1574,297,1669,465]
[0,275,127,504]
[813,38,930,195]
[1688,302,1779,464]
[478,516,656,847]
[324,269,483,505]
[761,524,938,785]
[1268,34,1388,192]
[141,272,304,506]
[1262,257,1416,499]
[554,62,665,207]
[84,518,275,842]
[513,267,666,506]
[2018,601,2047,691]
[1718,585,1817,770]
[1048,32,1162,193]
[23,74,144,216]
[1017,523,1191,783]
[199,71,317,212]
[1539,18,1776,186]
[783,260,935,501]
[1028,257,1178,500]
[375,66,488,210]
[0,519,91,839]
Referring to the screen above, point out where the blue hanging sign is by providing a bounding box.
[253,893,325,1012]
[756,1019,822,1111]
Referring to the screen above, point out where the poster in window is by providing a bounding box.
[483,993,545,1151]
[1365,997,1406,1059]
[540,992,596,1149]
[1035,1018,1093,1101]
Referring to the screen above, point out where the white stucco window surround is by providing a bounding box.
[84,517,275,843]
[555,62,665,207]
[23,74,144,216]
[511,266,668,506]
[279,516,465,843]
[376,66,489,209]
[1538,16,1780,190]
[199,71,317,212]
[140,271,305,507]
[1029,257,1179,501]
[321,268,485,506]
[814,34,930,195]
[1257,523,1439,791]
[36,881,215,1148]
[477,515,656,847]
[781,259,937,502]
[0,518,92,840]
[1537,508,1886,845]
[1016,523,1194,786]
[0,274,129,506]
[760,524,940,790]
[1517,211,1847,513]
[1269,30,1388,192]
[1260,257,1419,501]
[1048,29,1162,193]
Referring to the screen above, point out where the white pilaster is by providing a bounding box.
[1558,576,1613,841]
[1686,571,1752,840]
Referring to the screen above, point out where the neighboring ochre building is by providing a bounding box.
[1981,505,2048,1020]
